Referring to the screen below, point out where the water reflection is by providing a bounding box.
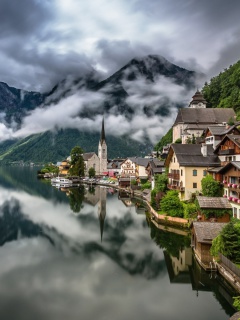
[0,166,237,320]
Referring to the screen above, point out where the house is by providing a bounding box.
[146,158,165,189]
[214,134,240,166]
[82,152,100,176]
[58,159,71,175]
[191,222,227,270]
[165,143,221,200]
[120,157,149,181]
[217,161,240,219]
[204,124,240,148]
[107,158,125,177]
[196,196,232,222]
[172,90,236,143]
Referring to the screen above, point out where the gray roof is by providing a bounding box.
[192,222,227,243]
[218,161,240,173]
[207,125,230,135]
[82,152,96,161]
[184,124,208,130]
[196,196,232,209]
[171,144,220,167]
[173,108,235,126]
[215,134,240,151]
[127,157,150,167]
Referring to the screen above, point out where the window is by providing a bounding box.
[181,169,183,176]
[193,169,197,176]
[203,170,207,176]
[193,183,197,188]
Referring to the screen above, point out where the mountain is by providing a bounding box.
[0,55,201,163]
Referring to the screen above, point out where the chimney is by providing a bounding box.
[201,143,207,157]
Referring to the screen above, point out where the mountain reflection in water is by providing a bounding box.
[0,166,237,320]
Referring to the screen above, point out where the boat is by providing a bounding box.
[51,177,73,185]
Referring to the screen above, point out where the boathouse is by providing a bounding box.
[191,222,227,270]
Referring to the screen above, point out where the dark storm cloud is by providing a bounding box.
[0,0,53,38]
[0,0,239,93]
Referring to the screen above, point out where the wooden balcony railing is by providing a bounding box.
[167,184,185,191]
[168,173,180,180]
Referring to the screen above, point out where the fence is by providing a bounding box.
[219,253,240,278]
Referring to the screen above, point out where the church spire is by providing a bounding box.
[100,117,106,145]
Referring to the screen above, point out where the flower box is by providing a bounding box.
[228,196,232,201]
[223,180,227,184]
[228,183,232,187]
[238,200,240,204]
[233,184,238,188]
[234,198,238,202]
[223,194,227,198]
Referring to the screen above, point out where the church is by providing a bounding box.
[83,117,108,176]
[172,90,236,144]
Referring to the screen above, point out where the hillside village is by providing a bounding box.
[54,89,240,220]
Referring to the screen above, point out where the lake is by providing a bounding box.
[0,166,237,320]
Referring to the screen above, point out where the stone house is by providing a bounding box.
[82,152,100,176]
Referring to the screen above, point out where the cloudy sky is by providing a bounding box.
[1,0,240,145]
[1,0,240,92]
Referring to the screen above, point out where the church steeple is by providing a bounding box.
[98,116,107,174]
[100,117,106,145]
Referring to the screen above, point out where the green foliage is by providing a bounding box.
[182,202,197,219]
[154,127,172,152]
[174,138,182,144]
[155,172,168,193]
[201,175,223,197]
[141,181,151,190]
[160,190,184,217]
[150,189,157,210]
[202,60,240,109]
[0,129,150,164]
[40,163,59,174]
[233,296,240,311]
[88,167,96,178]
[69,146,85,177]
[130,179,137,185]
[210,220,240,264]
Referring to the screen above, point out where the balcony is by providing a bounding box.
[218,148,235,155]
[224,182,240,190]
[168,173,180,180]
[224,195,240,204]
[168,184,185,192]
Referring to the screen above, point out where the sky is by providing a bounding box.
[1,0,240,145]
[1,0,240,92]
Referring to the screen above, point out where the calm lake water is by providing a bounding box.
[0,166,238,320]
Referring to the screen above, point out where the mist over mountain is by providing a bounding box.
[0,55,203,163]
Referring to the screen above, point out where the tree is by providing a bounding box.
[160,190,184,217]
[88,167,96,178]
[201,175,223,197]
[69,146,85,176]
[155,172,168,193]
[211,220,240,264]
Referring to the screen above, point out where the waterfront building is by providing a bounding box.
[98,117,108,175]
[165,143,221,200]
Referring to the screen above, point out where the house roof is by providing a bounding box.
[205,124,236,136]
[173,108,235,126]
[214,134,240,152]
[217,161,240,173]
[169,144,220,167]
[192,222,227,244]
[82,152,97,161]
[196,196,232,209]
[126,157,151,167]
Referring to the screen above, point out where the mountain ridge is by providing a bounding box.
[0,54,202,163]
